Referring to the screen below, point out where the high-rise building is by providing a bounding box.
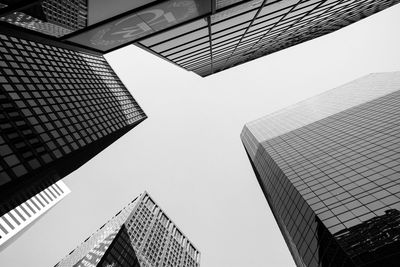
[1,1,399,76]
[0,0,87,37]
[1,0,149,249]
[241,72,400,266]
[137,0,400,76]
[0,23,146,228]
[55,191,201,267]
[0,180,70,248]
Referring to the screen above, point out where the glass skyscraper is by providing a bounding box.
[138,0,400,76]
[241,72,400,266]
[0,18,146,244]
[1,1,398,76]
[56,191,201,267]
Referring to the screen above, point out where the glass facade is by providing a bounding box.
[0,0,212,52]
[139,0,400,76]
[98,225,141,267]
[2,1,398,72]
[67,0,211,52]
[0,28,146,219]
[241,72,400,266]
[55,192,201,267]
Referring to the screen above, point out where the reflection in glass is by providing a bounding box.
[242,73,400,266]
[87,0,157,25]
[67,0,211,52]
[335,209,400,266]
[216,0,248,10]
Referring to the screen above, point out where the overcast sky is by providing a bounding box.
[1,4,400,267]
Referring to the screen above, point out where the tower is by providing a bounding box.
[0,180,70,248]
[55,191,201,267]
[241,72,400,266]
[0,10,146,245]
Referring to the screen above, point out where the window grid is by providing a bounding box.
[55,192,201,267]
[0,33,146,186]
[241,73,400,266]
[140,0,400,76]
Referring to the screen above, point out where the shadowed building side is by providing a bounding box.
[334,209,400,266]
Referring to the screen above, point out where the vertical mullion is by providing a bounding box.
[221,0,268,71]
[207,17,214,75]
[211,0,217,14]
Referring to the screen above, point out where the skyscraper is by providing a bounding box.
[0,0,87,37]
[0,22,146,234]
[2,1,399,76]
[241,72,400,266]
[55,191,201,267]
[136,0,400,76]
[0,180,70,248]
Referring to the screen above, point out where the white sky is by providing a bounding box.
[1,4,400,267]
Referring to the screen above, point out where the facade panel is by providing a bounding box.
[0,180,70,248]
[241,72,400,266]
